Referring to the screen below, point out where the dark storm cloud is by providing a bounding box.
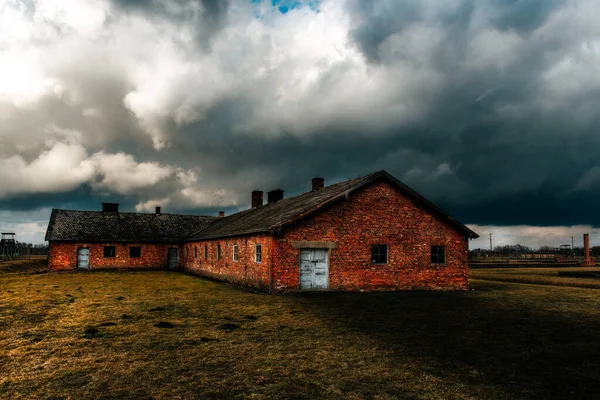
[1,0,599,244]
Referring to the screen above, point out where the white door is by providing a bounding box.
[299,249,329,289]
[77,248,89,269]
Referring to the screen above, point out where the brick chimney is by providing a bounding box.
[252,190,263,208]
[267,189,284,204]
[312,177,324,191]
[155,206,161,215]
[581,233,595,266]
[102,202,119,212]
[219,211,225,217]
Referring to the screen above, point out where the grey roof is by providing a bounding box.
[45,210,216,242]
[187,170,479,241]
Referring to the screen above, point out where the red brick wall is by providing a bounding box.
[48,241,178,271]
[181,234,272,291]
[271,180,470,292]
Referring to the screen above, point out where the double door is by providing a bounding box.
[299,249,329,289]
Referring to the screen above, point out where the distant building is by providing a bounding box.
[45,170,478,292]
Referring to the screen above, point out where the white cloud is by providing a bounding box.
[0,140,193,198]
[89,152,176,194]
[0,141,96,196]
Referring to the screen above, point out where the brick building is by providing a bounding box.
[46,171,478,292]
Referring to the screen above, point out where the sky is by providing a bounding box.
[1,0,599,248]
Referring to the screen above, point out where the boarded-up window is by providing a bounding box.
[233,244,239,261]
[371,245,388,264]
[104,246,116,258]
[204,245,208,259]
[217,245,222,260]
[129,247,141,258]
[431,246,445,264]
[255,244,262,263]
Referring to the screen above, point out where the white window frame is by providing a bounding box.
[233,244,239,261]
[255,243,262,263]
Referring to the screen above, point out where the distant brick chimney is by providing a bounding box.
[581,233,595,266]
[252,190,263,208]
[219,211,225,217]
[267,189,284,204]
[102,203,119,212]
[155,206,161,215]
[312,177,324,191]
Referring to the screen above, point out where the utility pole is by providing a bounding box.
[571,236,574,252]
[489,232,493,251]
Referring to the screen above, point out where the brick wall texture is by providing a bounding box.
[271,181,469,292]
[48,180,470,292]
[48,242,178,271]
[181,234,272,291]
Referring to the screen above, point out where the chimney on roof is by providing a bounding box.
[252,190,263,208]
[219,211,225,217]
[155,206,161,215]
[267,189,284,204]
[312,177,324,191]
[102,202,119,212]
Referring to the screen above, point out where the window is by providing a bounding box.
[194,246,197,258]
[217,245,222,260]
[186,247,189,258]
[233,244,239,261]
[129,246,141,258]
[104,246,116,258]
[255,244,262,263]
[204,245,208,260]
[431,246,446,264]
[371,245,388,264]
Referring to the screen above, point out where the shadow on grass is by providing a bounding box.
[288,284,600,399]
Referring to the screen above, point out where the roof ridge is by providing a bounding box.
[51,208,216,218]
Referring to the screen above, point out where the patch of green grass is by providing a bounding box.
[1,263,600,399]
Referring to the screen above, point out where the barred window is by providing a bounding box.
[371,245,388,264]
[431,246,446,264]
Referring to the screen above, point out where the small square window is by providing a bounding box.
[255,244,262,263]
[194,246,197,258]
[204,245,208,260]
[217,245,222,260]
[233,244,239,261]
[371,245,388,264]
[104,246,116,258]
[431,246,446,264]
[129,246,141,258]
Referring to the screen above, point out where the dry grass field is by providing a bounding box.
[471,266,600,289]
[1,261,600,399]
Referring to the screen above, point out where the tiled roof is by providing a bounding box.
[45,210,216,242]
[45,170,478,243]
[187,170,479,241]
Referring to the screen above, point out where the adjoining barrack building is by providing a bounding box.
[45,170,478,292]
